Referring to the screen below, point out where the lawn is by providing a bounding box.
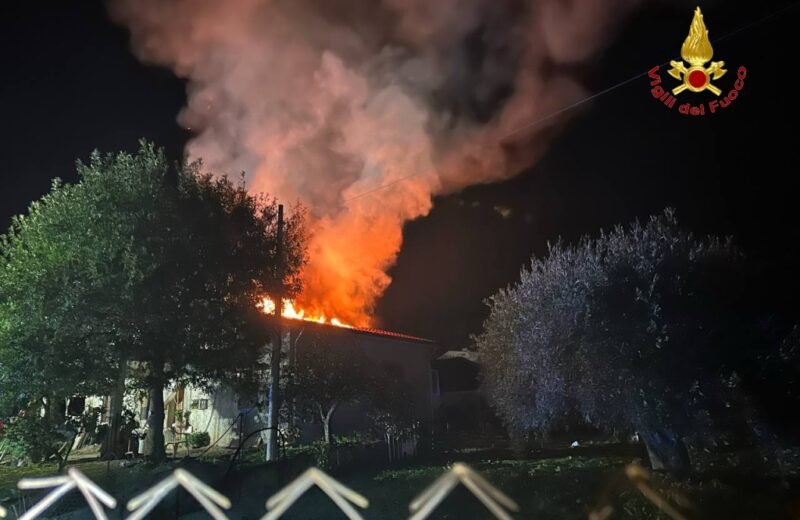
[247,456,793,520]
[1,445,797,519]
[196,445,798,519]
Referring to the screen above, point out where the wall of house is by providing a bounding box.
[133,324,435,449]
[181,386,242,447]
[291,324,435,442]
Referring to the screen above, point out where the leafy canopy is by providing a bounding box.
[0,141,307,411]
[476,209,757,442]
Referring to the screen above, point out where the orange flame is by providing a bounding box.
[258,296,352,328]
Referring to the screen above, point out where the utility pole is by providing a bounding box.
[266,204,284,462]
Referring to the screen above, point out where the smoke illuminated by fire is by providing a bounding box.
[259,297,351,328]
[111,0,643,325]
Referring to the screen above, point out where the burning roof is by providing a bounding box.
[260,296,435,345]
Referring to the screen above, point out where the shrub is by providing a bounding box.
[3,413,68,464]
[307,440,332,470]
[187,431,210,448]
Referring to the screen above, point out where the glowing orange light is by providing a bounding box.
[258,296,352,328]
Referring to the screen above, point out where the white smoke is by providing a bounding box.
[110,0,643,324]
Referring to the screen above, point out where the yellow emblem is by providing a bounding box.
[668,7,727,96]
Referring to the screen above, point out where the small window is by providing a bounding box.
[67,396,85,416]
[198,399,209,410]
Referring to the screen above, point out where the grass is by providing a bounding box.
[207,445,799,519]
[265,455,655,520]
[0,453,180,517]
[2,445,798,519]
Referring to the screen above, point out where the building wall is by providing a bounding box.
[134,324,435,448]
[291,324,435,442]
[178,386,253,448]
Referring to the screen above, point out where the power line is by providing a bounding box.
[344,1,800,203]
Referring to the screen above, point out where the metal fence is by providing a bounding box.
[0,462,687,520]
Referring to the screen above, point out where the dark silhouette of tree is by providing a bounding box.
[289,333,410,445]
[0,141,307,462]
[475,209,791,474]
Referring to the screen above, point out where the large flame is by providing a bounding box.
[259,296,352,328]
[681,7,714,66]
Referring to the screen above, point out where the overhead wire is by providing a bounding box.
[343,1,800,203]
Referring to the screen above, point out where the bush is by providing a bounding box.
[307,440,332,470]
[187,431,210,448]
[3,413,68,464]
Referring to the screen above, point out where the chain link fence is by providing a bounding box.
[0,461,697,520]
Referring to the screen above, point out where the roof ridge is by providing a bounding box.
[348,325,434,343]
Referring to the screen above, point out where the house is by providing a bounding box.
[141,321,440,451]
[432,350,504,444]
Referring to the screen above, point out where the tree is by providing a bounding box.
[289,333,408,445]
[475,209,777,474]
[0,176,123,461]
[0,141,307,463]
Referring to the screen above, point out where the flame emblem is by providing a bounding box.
[668,7,727,96]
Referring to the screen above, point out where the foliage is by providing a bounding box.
[0,141,308,461]
[2,412,68,464]
[306,440,333,470]
[65,405,106,441]
[0,402,112,465]
[475,209,787,471]
[289,332,410,444]
[187,431,211,448]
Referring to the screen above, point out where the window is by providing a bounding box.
[191,399,209,410]
[67,396,85,416]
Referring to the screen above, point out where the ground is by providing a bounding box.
[0,445,797,519]
[233,456,793,519]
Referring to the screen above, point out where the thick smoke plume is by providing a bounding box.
[111,0,641,326]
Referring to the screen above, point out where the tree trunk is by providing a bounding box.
[48,396,66,426]
[45,396,67,467]
[103,360,128,460]
[321,402,338,445]
[145,382,166,463]
[322,417,331,445]
[639,429,691,475]
[58,434,78,471]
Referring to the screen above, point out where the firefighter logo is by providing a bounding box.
[668,7,726,96]
[647,6,747,116]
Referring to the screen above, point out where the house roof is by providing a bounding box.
[345,325,436,345]
[283,318,437,346]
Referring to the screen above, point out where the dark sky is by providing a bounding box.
[2,1,799,347]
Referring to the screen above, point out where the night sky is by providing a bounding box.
[2,1,799,347]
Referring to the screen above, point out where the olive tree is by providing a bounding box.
[476,209,764,473]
